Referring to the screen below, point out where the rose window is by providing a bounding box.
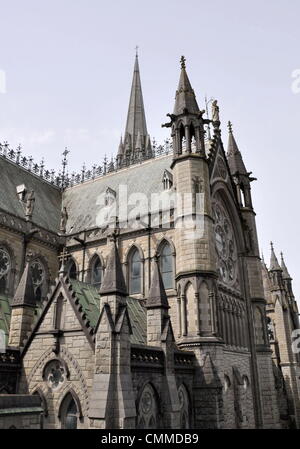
[0,248,10,278]
[44,360,66,391]
[31,261,45,287]
[213,198,238,287]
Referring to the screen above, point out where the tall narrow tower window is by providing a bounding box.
[160,243,173,290]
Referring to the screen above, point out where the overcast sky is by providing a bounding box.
[0,0,299,301]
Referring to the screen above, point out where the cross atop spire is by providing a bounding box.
[180,55,186,69]
[173,56,200,116]
[123,53,149,157]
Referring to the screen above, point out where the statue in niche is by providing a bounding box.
[25,190,35,220]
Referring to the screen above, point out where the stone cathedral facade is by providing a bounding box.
[0,55,299,429]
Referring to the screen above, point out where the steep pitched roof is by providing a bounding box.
[173,56,200,115]
[0,156,61,233]
[62,154,173,233]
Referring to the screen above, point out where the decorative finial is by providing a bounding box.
[270,241,274,251]
[135,45,139,57]
[180,55,186,69]
[228,121,233,134]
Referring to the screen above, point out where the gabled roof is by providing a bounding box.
[21,274,147,355]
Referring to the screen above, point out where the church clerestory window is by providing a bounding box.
[129,248,142,294]
[160,242,173,290]
[91,256,102,288]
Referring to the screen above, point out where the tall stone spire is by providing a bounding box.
[280,252,292,280]
[173,56,200,115]
[227,121,247,175]
[269,242,282,272]
[123,54,149,156]
[11,257,35,307]
[146,255,170,310]
[100,234,127,297]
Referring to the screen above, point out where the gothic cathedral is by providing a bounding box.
[0,55,299,429]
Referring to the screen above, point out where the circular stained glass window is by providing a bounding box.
[0,248,10,277]
[44,360,66,391]
[31,260,45,287]
[213,197,238,287]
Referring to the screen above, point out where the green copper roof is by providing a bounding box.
[0,294,11,344]
[127,297,147,345]
[69,280,101,329]
[69,279,146,345]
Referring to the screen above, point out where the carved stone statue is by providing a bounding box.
[60,207,68,233]
[212,100,220,123]
[25,190,35,219]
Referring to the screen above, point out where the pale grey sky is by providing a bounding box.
[0,0,299,299]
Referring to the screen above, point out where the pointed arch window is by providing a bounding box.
[160,242,173,290]
[68,259,77,280]
[59,392,82,429]
[129,248,142,295]
[91,256,102,288]
[0,247,11,294]
[137,384,159,429]
[30,259,45,302]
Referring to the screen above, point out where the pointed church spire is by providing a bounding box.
[146,254,170,309]
[269,242,282,272]
[124,53,148,153]
[100,233,127,297]
[280,252,292,279]
[227,121,248,175]
[117,135,124,156]
[11,256,35,307]
[173,56,200,115]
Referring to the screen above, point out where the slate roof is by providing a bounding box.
[0,156,62,233]
[69,279,146,345]
[63,154,173,233]
[0,294,11,344]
